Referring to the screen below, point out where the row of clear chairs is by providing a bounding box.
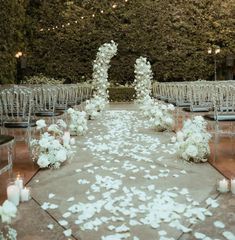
[0,83,93,175]
[152,80,235,161]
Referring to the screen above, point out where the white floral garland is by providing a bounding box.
[31,119,75,168]
[134,56,153,103]
[85,41,118,119]
[172,116,211,162]
[92,40,118,100]
[67,108,88,135]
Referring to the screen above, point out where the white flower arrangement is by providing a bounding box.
[67,108,88,136]
[31,119,75,169]
[92,40,118,100]
[172,116,211,163]
[148,103,175,131]
[85,95,107,120]
[0,200,17,240]
[134,56,153,103]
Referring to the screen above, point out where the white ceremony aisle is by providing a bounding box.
[13,103,235,240]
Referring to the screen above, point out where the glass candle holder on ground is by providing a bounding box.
[20,187,31,202]
[7,180,20,206]
[217,179,229,193]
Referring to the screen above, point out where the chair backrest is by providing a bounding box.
[33,86,58,113]
[0,87,33,124]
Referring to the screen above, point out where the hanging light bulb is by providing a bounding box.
[112,3,117,8]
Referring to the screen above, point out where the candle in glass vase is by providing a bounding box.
[7,182,20,206]
[63,131,70,145]
[231,179,235,194]
[218,179,229,193]
[15,175,24,190]
[20,187,31,202]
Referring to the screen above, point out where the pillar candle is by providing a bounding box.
[63,131,70,145]
[7,185,20,206]
[15,177,24,190]
[218,179,229,193]
[231,179,235,194]
[20,187,31,202]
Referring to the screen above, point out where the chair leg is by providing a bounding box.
[214,123,219,162]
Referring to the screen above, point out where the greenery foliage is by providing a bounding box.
[108,87,136,102]
[24,74,65,84]
[0,0,26,84]
[0,0,234,83]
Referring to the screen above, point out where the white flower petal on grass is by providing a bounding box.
[158,230,167,236]
[63,229,72,237]
[63,212,71,218]
[47,224,54,230]
[48,193,55,199]
[67,197,75,202]
[101,233,130,240]
[41,202,50,210]
[49,204,59,210]
[206,198,219,208]
[59,220,68,226]
[223,231,235,240]
[115,225,130,233]
[194,232,206,239]
[213,220,225,229]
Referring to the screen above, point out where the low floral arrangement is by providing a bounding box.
[0,200,18,240]
[134,56,153,103]
[147,102,175,131]
[85,95,107,120]
[172,116,211,163]
[67,108,88,136]
[92,40,118,100]
[24,74,65,85]
[31,119,75,168]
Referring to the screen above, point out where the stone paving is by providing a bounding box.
[9,103,235,240]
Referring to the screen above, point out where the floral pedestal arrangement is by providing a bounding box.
[172,116,211,163]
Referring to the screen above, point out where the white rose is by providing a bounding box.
[77,126,84,133]
[165,117,173,125]
[0,200,17,223]
[39,138,50,149]
[185,145,198,158]
[36,119,46,130]
[37,154,50,168]
[176,131,184,142]
[56,149,67,162]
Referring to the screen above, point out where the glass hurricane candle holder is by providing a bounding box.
[20,187,31,202]
[14,173,24,190]
[217,179,229,193]
[231,179,235,195]
[7,179,20,206]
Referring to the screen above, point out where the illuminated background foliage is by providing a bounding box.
[0,0,234,83]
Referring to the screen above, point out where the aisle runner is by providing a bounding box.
[30,107,225,240]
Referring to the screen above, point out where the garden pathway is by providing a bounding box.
[10,103,235,240]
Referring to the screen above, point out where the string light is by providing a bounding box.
[15,52,23,58]
[38,1,129,33]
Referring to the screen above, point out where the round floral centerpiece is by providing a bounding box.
[172,116,211,162]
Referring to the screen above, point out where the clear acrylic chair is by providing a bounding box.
[0,87,36,146]
[34,86,64,123]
